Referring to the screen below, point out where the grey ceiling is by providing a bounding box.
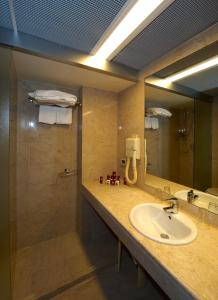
[0,0,13,29]
[0,0,127,54]
[0,0,217,71]
[113,0,218,70]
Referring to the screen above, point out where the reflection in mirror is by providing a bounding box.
[144,46,218,214]
[145,86,194,187]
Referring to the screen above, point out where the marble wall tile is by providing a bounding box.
[82,87,118,182]
[118,81,145,189]
[80,87,119,242]
[16,80,79,248]
[10,60,17,286]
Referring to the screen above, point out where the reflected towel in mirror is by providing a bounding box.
[145,117,152,129]
[151,118,159,130]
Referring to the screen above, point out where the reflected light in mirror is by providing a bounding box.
[164,55,218,83]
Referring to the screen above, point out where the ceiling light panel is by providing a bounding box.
[113,0,218,70]
[93,0,173,61]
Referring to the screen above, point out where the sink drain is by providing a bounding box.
[160,233,169,239]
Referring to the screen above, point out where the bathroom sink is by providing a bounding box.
[129,203,197,245]
[175,190,218,210]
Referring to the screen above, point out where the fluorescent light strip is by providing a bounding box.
[165,56,218,82]
[94,0,165,61]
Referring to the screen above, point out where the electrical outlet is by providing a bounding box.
[120,158,126,167]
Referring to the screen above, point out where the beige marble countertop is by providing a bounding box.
[82,181,218,300]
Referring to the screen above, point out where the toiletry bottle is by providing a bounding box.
[111,179,115,185]
[115,177,120,185]
[106,175,111,185]
[99,176,103,184]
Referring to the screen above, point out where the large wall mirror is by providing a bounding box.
[144,42,218,214]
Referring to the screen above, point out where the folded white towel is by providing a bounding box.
[145,117,152,129]
[30,90,77,99]
[39,105,57,124]
[29,90,77,107]
[151,118,159,130]
[56,107,72,124]
[38,106,72,125]
[32,98,76,107]
[147,107,172,118]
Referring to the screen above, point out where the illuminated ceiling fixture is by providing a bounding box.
[92,0,173,61]
[165,56,218,82]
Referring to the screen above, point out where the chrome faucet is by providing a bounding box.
[163,197,178,214]
[187,190,199,203]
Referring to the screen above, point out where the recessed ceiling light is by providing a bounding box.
[165,55,218,82]
[93,0,172,61]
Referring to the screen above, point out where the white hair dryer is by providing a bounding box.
[125,136,140,185]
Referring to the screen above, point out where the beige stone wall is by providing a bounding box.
[82,81,145,189]
[82,87,118,182]
[118,81,145,189]
[16,80,79,248]
[80,82,145,242]
[80,87,118,242]
[212,97,218,187]
[10,60,17,287]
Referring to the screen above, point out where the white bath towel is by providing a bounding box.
[39,105,57,124]
[145,117,152,129]
[56,107,72,124]
[147,107,172,118]
[29,90,77,107]
[151,118,159,130]
[39,106,72,125]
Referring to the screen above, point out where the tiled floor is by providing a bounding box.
[14,232,168,300]
[13,233,116,300]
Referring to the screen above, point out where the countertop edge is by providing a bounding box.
[82,184,197,300]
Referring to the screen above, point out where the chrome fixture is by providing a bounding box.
[59,168,77,177]
[163,197,178,214]
[187,190,199,203]
[177,128,187,136]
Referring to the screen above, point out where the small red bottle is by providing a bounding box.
[99,176,103,184]
[111,179,115,186]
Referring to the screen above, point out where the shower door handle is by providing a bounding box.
[59,168,77,177]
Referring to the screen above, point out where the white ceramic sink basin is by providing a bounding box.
[175,190,218,211]
[129,203,197,245]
